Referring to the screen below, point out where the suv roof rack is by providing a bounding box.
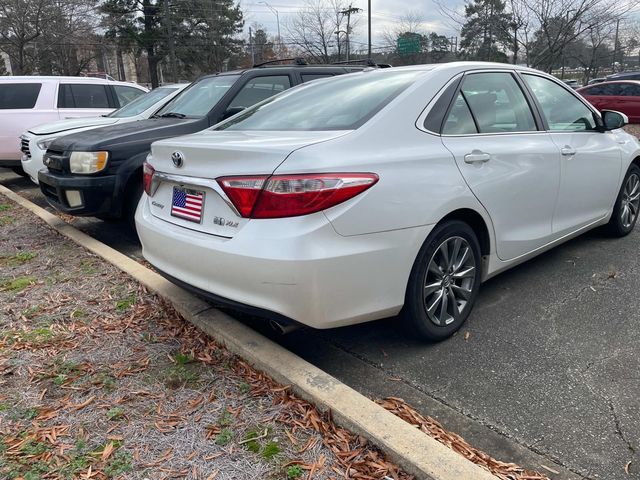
[253,57,308,68]
[332,59,377,66]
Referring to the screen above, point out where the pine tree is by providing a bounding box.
[460,0,512,62]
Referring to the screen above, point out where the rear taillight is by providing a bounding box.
[218,173,378,219]
[143,162,155,196]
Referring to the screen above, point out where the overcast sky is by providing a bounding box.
[240,0,462,51]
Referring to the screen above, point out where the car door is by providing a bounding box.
[521,73,622,235]
[57,83,114,119]
[440,71,562,261]
[618,83,640,123]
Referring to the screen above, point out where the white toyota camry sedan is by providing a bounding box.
[136,62,640,341]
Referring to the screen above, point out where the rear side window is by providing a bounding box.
[620,83,640,96]
[443,93,478,135]
[58,84,110,108]
[114,85,145,106]
[0,83,41,109]
[583,84,622,96]
[460,73,537,133]
[301,74,334,83]
[228,76,291,109]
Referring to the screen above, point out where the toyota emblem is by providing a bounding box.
[171,151,184,168]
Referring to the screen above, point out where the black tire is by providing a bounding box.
[402,220,482,341]
[10,166,28,177]
[123,181,143,234]
[607,163,640,237]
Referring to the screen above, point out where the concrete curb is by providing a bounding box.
[1,184,497,480]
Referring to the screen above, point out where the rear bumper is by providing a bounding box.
[136,196,430,329]
[38,169,117,216]
[0,160,22,167]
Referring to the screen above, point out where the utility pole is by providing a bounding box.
[164,0,178,83]
[260,2,281,55]
[340,5,361,62]
[367,0,372,60]
[249,27,255,66]
[613,18,620,72]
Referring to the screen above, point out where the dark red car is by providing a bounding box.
[577,81,640,124]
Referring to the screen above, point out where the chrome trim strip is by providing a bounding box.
[150,171,241,217]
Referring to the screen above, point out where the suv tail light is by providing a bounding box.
[218,173,378,219]
[143,162,155,196]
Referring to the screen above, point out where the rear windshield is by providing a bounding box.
[155,75,239,118]
[216,70,423,131]
[108,86,180,118]
[0,83,42,109]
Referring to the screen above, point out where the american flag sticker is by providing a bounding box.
[171,187,204,223]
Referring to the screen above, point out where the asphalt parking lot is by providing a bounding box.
[2,167,638,480]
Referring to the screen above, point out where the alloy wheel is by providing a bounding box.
[422,236,477,326]
[621,173,640,229]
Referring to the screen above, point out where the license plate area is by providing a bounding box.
[170,186,205,224]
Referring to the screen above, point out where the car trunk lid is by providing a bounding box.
[147,129,349,237]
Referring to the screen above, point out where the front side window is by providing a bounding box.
[459,73,537,133]
[59,84,110,108]
[228,76,291,109]
[108,86,179,118]
[442,93,478,135]
[523,74,597,131]
[0,83,42,109]
[155,75,239,118]
[114,85,145,106]
[217,70,423,131]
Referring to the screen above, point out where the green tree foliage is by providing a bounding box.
[460,0,512,62]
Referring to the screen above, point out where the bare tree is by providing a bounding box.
[521,0,631,71]
[285,0,352,63]
[381,11,425,51]
[0,0,47,74]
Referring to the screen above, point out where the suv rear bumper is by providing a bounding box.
[38,169,117,217]
[0,160,23,167]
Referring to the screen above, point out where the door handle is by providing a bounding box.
[464,151,491,164]
[561,146,576,156]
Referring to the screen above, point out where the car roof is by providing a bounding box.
[579,80,640,88]
[0,76,145,88]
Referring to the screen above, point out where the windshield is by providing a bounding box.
[216,70,423,131]
[155,75,239,118]
[107,86,180,118]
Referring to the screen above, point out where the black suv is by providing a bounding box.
[38,61,372,225]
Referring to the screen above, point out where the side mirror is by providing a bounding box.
[222,106,246,120]
[601,110,628,131]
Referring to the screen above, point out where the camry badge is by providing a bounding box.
[171,151,184,168]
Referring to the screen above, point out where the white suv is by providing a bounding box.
[20,84,187,184]
[0,76,147,174]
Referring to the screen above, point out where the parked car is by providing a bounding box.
[137,62,640,341]
[607,71,640,81]
[563,79,582,89]
[20,84,188,184]
[38,63,374,225]
[577,81,640,123]
[587,77,606,85]
[0,76,147,175]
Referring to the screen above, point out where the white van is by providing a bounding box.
[20,84,188,184]
[0,76,147,174]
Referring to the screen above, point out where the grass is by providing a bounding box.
[215,428,234,446]
[261,441,281,461]
[287,465,305,479]
[164,364,199,388]
[0,203,11,211]
[0,276,36,292]
[103,451,132,477]
[115,294,136,311]
[0,215,16,226]
[0,251,37,267]
[238,381,251,394]
[106,407,124,421]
